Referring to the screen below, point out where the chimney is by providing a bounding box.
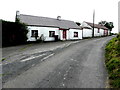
[15,11,20,22]
[57,16,61,20]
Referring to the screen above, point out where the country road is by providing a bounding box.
[2,36,114,88]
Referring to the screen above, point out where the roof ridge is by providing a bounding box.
[20,14,74,22]
[85,21,108,29]
[19,14,80,29]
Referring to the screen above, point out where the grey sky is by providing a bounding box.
[1,0,119,33]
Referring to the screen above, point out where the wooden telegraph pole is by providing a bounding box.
[92,10,95,37]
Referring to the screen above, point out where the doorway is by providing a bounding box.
[63,30,67,40]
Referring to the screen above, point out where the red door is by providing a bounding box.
[63,30,67,39]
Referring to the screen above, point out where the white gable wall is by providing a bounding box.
[82,22,92,29]
[83,29,92,38]
[81,22,93,38]
[27,26,59,41]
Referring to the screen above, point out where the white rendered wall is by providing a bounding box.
[59,30,63,40]
[94,28,100,37]
[83,29,92,38]
[69,29,82,40]
[27,26,59,41]
[99,29,104,36]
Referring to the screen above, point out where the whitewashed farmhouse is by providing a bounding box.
[16,11,82,41]
[81,21,109,38]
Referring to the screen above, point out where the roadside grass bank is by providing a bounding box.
[105,34,120,88]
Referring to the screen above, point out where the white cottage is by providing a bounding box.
[81,22,93,38]
[81,21,108,37]
[16,11,82,41]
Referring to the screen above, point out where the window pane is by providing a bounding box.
[49,31,55,37]
[31,30,38,37]
[74,32,78,37]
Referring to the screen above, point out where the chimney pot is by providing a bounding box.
[57,16,61,20]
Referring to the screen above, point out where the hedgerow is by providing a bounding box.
[105,33,120,88]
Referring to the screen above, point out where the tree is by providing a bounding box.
[98,21,114,31]
[76,22,81,26]
[2,20,28,46]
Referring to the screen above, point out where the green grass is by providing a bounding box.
[105,33,120,88]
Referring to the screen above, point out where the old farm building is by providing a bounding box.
[16,11,82,41]
[81,21,109,38]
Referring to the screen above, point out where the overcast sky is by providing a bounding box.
[1,0,119,33]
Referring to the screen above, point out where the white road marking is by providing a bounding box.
[65,44,70,47]
[34,54,47,58]
[62,84,65,86]
[20,54,46,62]
[41,53,54,61]
[20,56,35,62]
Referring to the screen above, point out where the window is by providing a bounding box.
[74,32,78,37]
[31,30,38,37]
[49,31,55,37]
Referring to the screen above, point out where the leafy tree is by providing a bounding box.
[99,21,114,31]
[76,22,81,26]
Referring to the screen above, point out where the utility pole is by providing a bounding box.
[92,10,95,37]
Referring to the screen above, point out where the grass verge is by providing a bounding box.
[105,34,120,88]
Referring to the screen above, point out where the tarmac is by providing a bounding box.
[2,40,81,65]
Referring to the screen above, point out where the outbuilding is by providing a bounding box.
[81,21,108,37]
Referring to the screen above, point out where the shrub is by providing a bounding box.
[2,20,28,47]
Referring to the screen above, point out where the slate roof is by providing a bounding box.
[85,22,108,30]
[19,14,80,29]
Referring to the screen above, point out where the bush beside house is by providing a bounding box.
[2,20,28,47]
[105,33,120,88]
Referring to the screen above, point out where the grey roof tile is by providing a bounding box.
[19,14,80,29]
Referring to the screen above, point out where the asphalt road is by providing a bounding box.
[2,36,114,88]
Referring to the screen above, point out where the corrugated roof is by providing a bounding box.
[19,14,80,29]
[85,22,108,30]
